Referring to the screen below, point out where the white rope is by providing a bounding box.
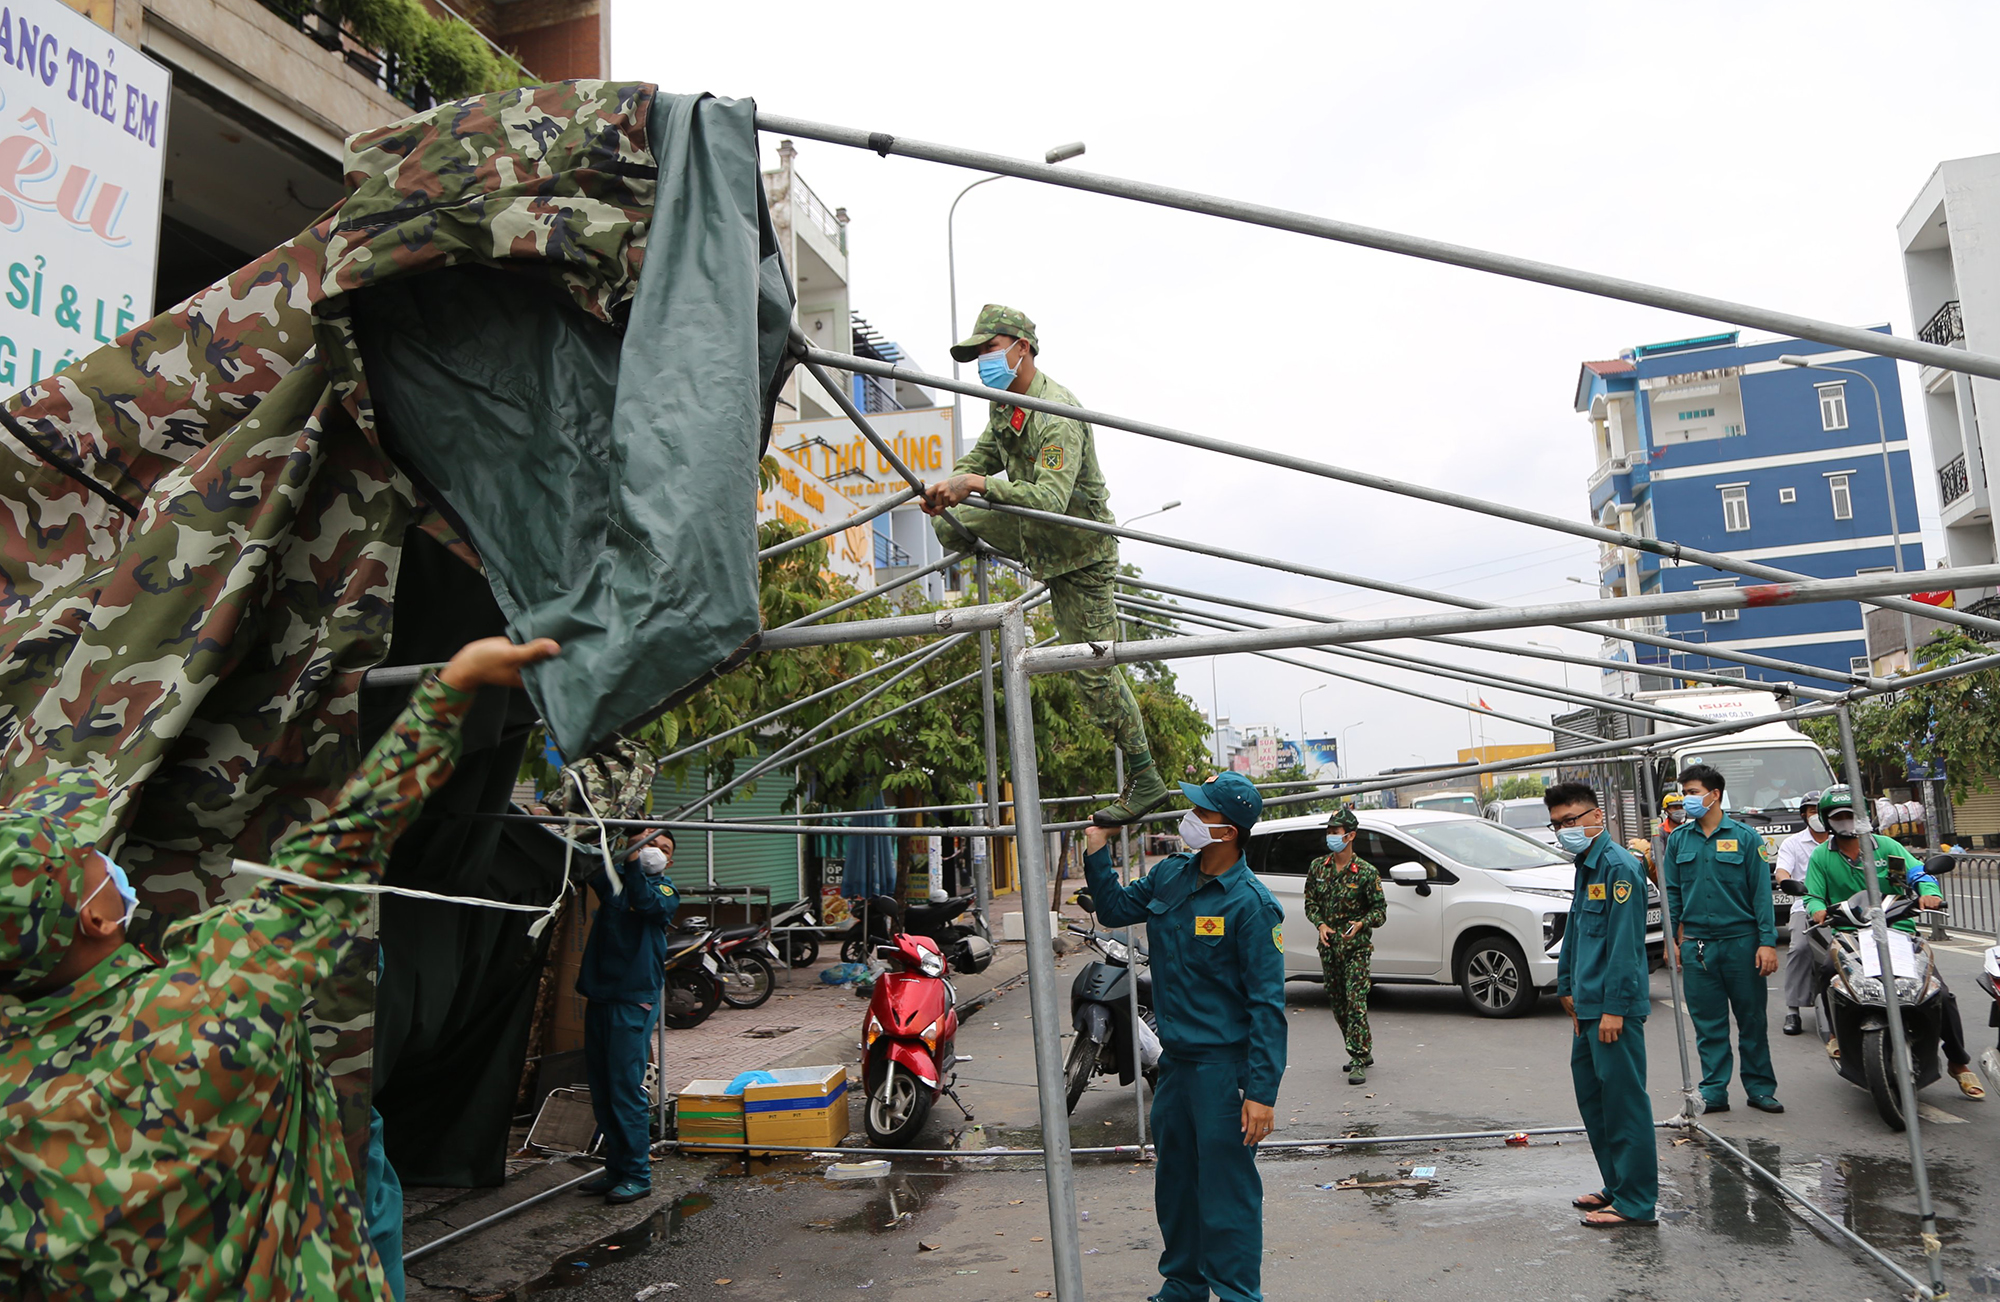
[230,859,550,914]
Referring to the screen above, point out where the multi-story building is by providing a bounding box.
[1899,152,2000,614]
[1574,329,1925,688]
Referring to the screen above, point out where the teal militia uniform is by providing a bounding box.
[577,858,680,1188]
[936,360,1149,762]
[1664,818,1776,1106]
[1557,834,1657,1222]
[1302,853,1384,1065]
[1084,844,1287,1302]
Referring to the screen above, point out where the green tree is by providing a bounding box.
[1802,630,2000,803]
[1489,774,1551,802]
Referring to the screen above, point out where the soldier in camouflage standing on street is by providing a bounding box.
[1303,808,1386,1084]
[923,305,1168,826]
[0,636,559,1300]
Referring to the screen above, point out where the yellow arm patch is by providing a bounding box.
[1612,880,1632,904]
[1587,883,1607,900]
[1273,924,1283,951]
[1039,444,1065,471]
[1195,915,1225,937]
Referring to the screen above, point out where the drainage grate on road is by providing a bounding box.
[741,1026,801,1039]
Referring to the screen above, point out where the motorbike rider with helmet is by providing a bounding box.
[1625,790,1687,885]
[1803,786,1985,1100]
[1775,791,1830,1035]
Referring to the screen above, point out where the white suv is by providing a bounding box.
[1247,809,1664,1017]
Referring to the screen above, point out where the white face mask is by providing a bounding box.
[1179,809,1220,850]
[1806,814,1826,834]
[638,845,669,875]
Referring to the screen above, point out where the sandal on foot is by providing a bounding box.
[1581,1209,1657,1228]
[1572,1191,1612,1210]
[1952,1069,1986,1100]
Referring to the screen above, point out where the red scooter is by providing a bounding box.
[861,931,973,1145]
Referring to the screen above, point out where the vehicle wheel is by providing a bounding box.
[865,1062,934,1146]
[662,969,720,1030]
[1861,1027,1906,1131]
[1063,1034,1102,1114]
[785,934,820,968]
[841,938,869,965]
[1459,935,1539,1019]
[719,952,775,1010]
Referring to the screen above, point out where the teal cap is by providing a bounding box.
[1179,771,1263,832]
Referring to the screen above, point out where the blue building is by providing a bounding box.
[1574,329,1925,689]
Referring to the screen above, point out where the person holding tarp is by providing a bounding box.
[923,304,1168,828]
[0,636,559,1301]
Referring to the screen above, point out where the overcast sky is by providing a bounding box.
[616,3,2000,780]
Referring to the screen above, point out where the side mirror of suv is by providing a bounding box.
[1388,863,1428,884]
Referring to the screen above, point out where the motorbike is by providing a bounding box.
[698,917,779,1011]
[1976,942,2000,1090]
[842,894,994,975]
[861,931,974,1145]
[772,897,824,968]
[659,925,723,1030]
[1061,906,1159,1114]
[1787,857,1958,1130]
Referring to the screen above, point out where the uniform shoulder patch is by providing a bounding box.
[1010,406,1026,432]
[1587,882,1607,900]
[1039,443,1064,471]
[1612,880,1632,904]
[1273,924,1283,951]
[1195,915,1225,937]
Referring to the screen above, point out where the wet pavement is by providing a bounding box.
[467,936,1999,1300]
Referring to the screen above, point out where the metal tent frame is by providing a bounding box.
[397,113,2000,1299]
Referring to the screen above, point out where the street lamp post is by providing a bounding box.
[1121,500,1182,528]
[1525,640,1575,694]
[1779,355,1916,666]
[947,141,1086,462]
[1298,684,1326,767]
[1341,721,1366,780]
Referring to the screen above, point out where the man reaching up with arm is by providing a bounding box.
[1,636,559,1301]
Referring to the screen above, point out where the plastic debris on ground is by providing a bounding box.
[827,1160,893,1180]
[819,962,872,986]
[635,1286,681,1300]
[1505,1132,1530,1145]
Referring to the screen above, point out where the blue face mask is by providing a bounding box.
[1682,794,1708,820]
[977,345,1018,390]
[84,853,139,927]
[1556,826,1598,855]
[1325,834,1347,853]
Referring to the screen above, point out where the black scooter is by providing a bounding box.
[842,895,994,975]
[1063,894,1158,1113]
[659,925,723,1029]
[1785,856,1956,1131]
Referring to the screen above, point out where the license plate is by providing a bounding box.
[1647,908,1662,928]
[701,954,720,974]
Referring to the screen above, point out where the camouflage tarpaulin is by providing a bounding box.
[0,82,790,1159]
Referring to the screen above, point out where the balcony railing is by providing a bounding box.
[854,374,899,415]
[1940,452,1971,506]
[793,174,848,254]
[257,0,438,110]
[1918,299,1964,349]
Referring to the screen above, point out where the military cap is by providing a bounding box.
[0,771,113,995]
[950,303,1039,362]
[1326,806,1360,832]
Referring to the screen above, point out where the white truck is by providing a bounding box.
[1637,686,1838,939]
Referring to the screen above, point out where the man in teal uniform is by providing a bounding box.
[1547,781,1657,1229]
[1665,764,1782,1114]
[1082,772,1286,1301]
[924,304,1166,827]
[576,827,681,1203]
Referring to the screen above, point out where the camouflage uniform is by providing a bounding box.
[936,305,1149,762]
[1303,850,1385,1066]
[0,672,474,1300]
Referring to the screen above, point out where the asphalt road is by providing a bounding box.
[500,935,1999,1301]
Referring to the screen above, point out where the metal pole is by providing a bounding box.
[1111,612,1151,1151]
[794,345,928,494]
[1833,704,1946,1297]
[1638,758,1699,1117]
[403,1167,604,1264]
[976,556,1002,935]
[1117,576,1849,702]
[1118,607,1602,743]
[759,485,920,560]
[999,605,1087,1302]
[756,113,2000,382]
[1026,564,2000,676]
[976,490,1886,688]
[1118,595,1701,728]
[757,589,1046,652]
[809,346,2000,645]
[779,550,968,629]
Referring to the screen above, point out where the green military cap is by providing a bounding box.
[1326,806,1360,832]
[950,303,1039,362]
[0,770,113,995]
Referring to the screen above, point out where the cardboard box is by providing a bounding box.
[676,1079,747,1152]
[743,1066,849,1152]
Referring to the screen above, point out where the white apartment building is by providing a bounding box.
[1899,152,2000,611]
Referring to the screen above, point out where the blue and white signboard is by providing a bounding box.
[1301,737,1340,776]
[1,0,169,390]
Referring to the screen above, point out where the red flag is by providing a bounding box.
[1478,696,1492,710]
[1911,590,1955,609]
